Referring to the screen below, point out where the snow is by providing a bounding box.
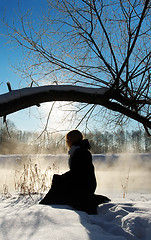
[0,154,151,240]
[0,193,151,240]
[0,85,109,104]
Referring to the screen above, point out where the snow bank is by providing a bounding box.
[0,193,151,240]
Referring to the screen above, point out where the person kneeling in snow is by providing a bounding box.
[39,130,110,214]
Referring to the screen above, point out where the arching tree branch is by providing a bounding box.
[0,85,151,131]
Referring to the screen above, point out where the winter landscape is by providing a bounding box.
[0,0,151,239]
[0,153,151,240]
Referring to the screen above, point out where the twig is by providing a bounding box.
[7,82,12,92]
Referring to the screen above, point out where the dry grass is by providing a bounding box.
[14,159,59,196]
[121,170,130,198]
[2,184,12,199]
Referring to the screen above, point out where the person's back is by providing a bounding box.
[68,139,96,196]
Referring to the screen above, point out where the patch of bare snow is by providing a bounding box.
[0,193,151,240]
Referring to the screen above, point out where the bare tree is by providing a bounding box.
[1,0,151,133]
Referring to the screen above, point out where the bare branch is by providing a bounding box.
[1,0,151,133]
[117,0,150,84]
[0,85,150,130]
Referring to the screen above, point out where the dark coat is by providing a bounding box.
[39,140,110,214]
[63,139,97,196]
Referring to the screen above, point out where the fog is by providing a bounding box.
[0,153,151,196]
[93,153,151,195]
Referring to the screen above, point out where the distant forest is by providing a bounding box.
[0,120,151,154]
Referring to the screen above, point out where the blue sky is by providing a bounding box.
[0,0,141,133]
[0,0,50,131]
[0,0,47,92]
[0,0,103,133]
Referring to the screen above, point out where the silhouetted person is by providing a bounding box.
[39,130,110,214]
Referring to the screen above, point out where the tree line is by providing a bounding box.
[0,120,150,154]
[86,130,151,153]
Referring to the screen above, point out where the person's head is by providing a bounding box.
[66,130,83,149]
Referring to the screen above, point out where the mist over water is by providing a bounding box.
[0,153,151,196]
[93,153,151,195]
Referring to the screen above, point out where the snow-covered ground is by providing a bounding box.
[0,153,151,240]
[0,193,151,240]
